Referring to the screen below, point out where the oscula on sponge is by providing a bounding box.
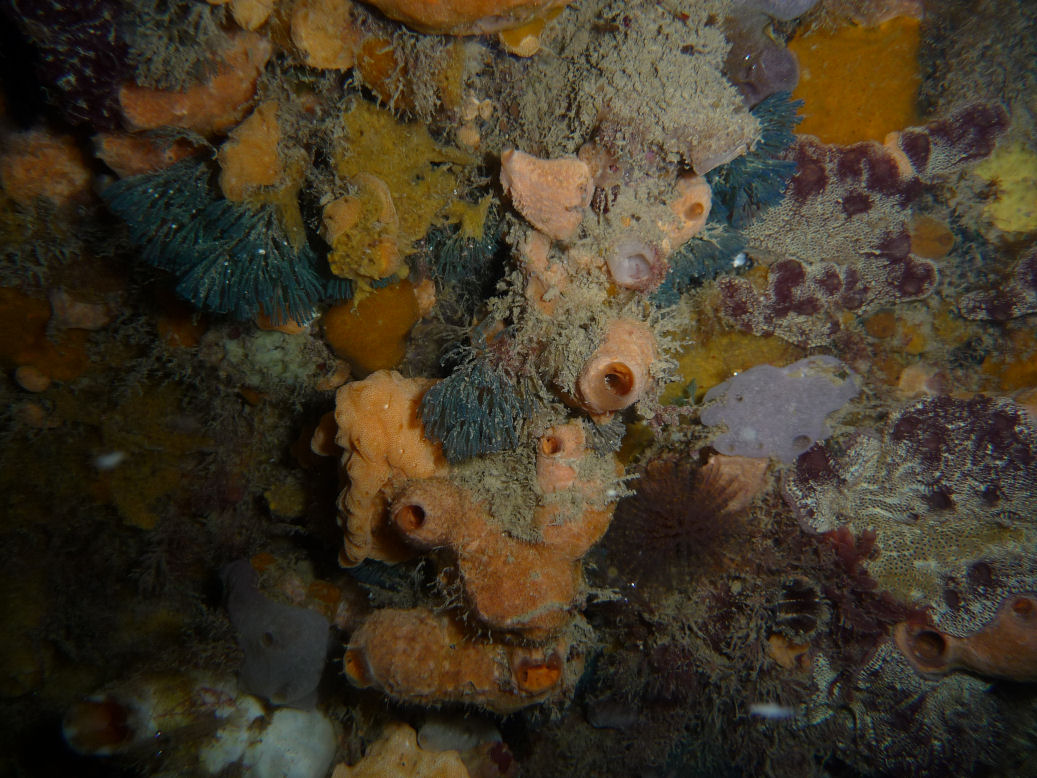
[316,370,448,566]
[574,318,659,419]
[320,367,618,633]
[319,126,681,718]
[390,471,612,638]
[343,607,584,714]
[894,593,1037,683]
[602,174,712,292]
[503,144,715,295]
[325,374,614,710]
[62,671,338,777]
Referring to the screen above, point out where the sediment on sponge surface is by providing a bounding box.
[497,0,758,169]
[124,0,230,91]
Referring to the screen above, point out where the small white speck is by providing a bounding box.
[94,451,126,471]
[732,252,748,268]
[749,703,797,720]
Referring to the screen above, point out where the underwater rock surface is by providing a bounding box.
[0,0,1035,777]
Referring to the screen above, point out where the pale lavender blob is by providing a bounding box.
[606,236,665,291]
[701,356,858,464]
[223,560,330,708]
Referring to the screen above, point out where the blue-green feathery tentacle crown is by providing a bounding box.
[708,91,803,228]
[103,157,337,324]
[654,92,802,306]
[419,345,536,464]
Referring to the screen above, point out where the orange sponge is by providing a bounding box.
[0,288,90,382]
[344,607,581,713]
[894,594,1037,682]
[359,0,570,35]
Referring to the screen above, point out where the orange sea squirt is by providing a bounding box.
[789,15,921,145]
[0,288,90,382]
[322,280,420,376]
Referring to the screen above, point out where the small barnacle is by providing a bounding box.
[589,185,612,216]
[773,576,829,641]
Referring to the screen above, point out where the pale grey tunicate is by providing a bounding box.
[223,560,330,708]
[724,13,801,107]
[700,355,858,463]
